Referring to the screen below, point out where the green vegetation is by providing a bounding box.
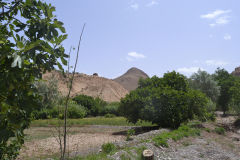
[101,143,117,154]
[189,70,220,104]
[34,75,62,110]
[214,127,225,135]
[31,103,87,119]
[0,0,67,158]
[119,71,211,128]
[153,124,201,148]
[213,68,235,115]
[30,117,154,127]
[230,78,240,115]
[73,95,107,116]
[126,129,135,141]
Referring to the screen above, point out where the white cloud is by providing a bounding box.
[126,52,146,61]
[146,0,159,7]
[201,10,231,19]
[128,52,145,58]
[201,9,232,27]
[205,60,228,66]
[130,3,139,10]
[216,16,230,25]
[177,67,204,75]
[224,34,231,40]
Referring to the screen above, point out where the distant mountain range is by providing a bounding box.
[43,67,149,102]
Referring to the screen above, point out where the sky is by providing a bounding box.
[45,0,240,78]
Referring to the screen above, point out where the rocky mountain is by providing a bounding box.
[232,67,240,77]
[113,67,149,91]
[43,71,129,102]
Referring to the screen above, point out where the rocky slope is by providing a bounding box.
[113,67,149,91]
[43,70,129,102]
[232,66,240,77]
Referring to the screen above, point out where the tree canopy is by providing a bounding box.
[119,71,210,128]
[189,70,220,103]
[0,0,67,158]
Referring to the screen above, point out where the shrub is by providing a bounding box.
[119,71,209,128]
[126,129,135,141]
[31,109,51,120]
[104,113,116,118]
[101,102,120,116]
[101,143,116,154]
[73,95,106,116]
[214,127,225,135]
[31,104,87,119]
[67,104,87,119]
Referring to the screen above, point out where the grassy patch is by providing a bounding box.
[31,117,154,127]
[153,124,201,148]
[73,153,110,160]
[214,127,225,135]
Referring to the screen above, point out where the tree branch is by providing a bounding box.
[61,23,86,160]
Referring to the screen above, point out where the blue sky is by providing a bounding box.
[45,0,240,78]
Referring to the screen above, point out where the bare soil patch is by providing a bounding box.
[18,126,127,159]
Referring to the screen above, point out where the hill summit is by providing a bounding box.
[113,67,149,91]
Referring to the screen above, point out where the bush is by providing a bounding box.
[104,113,116,118]
[67,104,87,119]
[101,143,116,154]
[126,129,135,141]
[119,71,209,128]
[73,95,106,116]
[31,104,87,119]
[101,102,120,116]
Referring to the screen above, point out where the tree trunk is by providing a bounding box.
[142,149,154,160]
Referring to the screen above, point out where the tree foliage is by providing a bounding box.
[0,0,67,158]
[230,78,240,115]
[73,95,107,116]
[213,68,235,114]
[189,70,220,103]
[119,71,210,128]
[34,74,61,109]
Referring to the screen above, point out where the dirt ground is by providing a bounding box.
[18,114,240,160]
[18,125,128,159]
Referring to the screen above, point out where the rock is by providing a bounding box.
[232,67,240,77]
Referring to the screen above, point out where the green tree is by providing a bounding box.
[189,70,220,103]
[230,78,240,115]
[0,0,67,158]
[213,68,234,115]
[119,71,209,128]
[34,74,61,109]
